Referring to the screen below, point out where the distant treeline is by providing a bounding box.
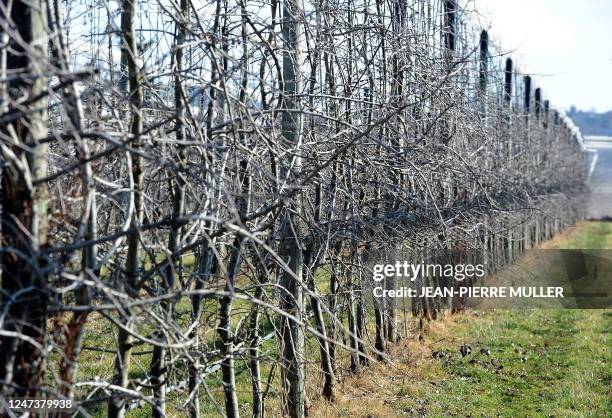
[567,107,612,136]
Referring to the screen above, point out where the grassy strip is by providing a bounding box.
[309,309,610,417]
[310,222,612,417]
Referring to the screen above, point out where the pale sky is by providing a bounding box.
[474,0,612,112]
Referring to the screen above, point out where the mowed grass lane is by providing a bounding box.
[310,221,611,417]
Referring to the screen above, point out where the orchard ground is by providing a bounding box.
[309,221,611,417]
[74,222,611,416]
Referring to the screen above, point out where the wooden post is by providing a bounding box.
[523,75,532,114]
[444,0,457,55]
[503,58,514,165]
[440,0,457,146]
[504,58,513,106]
[535,87,542,119]
[522,75,532,250]
[479,30,488,113]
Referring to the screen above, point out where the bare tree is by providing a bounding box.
[108,0,144,415]
[0,0,49,398]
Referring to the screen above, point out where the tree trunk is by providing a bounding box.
[189,245,216,418]
[279,0,306,415]
[150,0,189,414]
[47,0,97,401]
[217,160,249,418]
[0,0,49,397]
[278,212,305,418]
[304,247,335,400]
[109,0,143,415]
[327,241,342,371]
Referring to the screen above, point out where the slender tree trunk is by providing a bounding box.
[278,212,305,418]
[327,241,341,371]
[188,245,216,418]
[304,247,335,400]
[218,4,252,413]
[347,260,359,373]
[150,1,189,414]
[217,158,250,418]
[366,239,385,359]
[279,0,306,415]
[217,240,242,418]
[248,0,278,413]
[374,303,386,361]
[109,0,143,415]
[248,277,264,418]
[354,247,368,365]
[385,268,398,343]
[47,0,97,401]
[247,225,279,417]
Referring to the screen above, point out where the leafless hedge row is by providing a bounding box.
[0,0,587,416]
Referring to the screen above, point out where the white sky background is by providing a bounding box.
[474,0,612,112]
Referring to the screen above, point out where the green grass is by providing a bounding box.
[414,222,612,416]
[558,221,612,249]
[309,309,610,417]
[310,222,612,417]
[410,309,611,417]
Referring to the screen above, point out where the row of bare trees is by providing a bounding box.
[0,0,587,416]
